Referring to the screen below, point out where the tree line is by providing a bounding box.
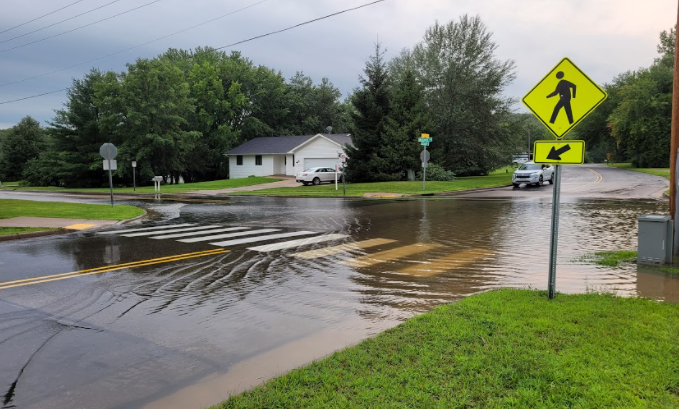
[575,28,675,167]
[1,15,556,186]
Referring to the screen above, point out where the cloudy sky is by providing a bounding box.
[0,0,675,129]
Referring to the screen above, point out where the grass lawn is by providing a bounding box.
[237,174,512,197]
[0,199,145,220]
[609,163,670,179]
[0,227,60,236]
[216,289,679,408]
[0,177,281,194]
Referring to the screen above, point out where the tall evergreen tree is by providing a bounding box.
[26,70,108,187]
[345,43,392,182]
[380,69,428,179]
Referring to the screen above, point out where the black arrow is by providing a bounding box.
[547,144,571,160]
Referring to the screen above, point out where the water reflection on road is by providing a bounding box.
[1,195,677,409]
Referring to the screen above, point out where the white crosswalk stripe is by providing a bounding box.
[96,223,197,235]
[178,229,280,243]
[210,231,318,247]
[149,227,250,240]
[247,234,348,252]
[122,225,223,238]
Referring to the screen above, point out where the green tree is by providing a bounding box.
[408,16,516,176]
[0,116,45,180]
[186,59,245,181]
[25,70,110,187]
[380,69,428,179]
[607,29,674,167]
[345,43,392,182]
[97,58,199,183]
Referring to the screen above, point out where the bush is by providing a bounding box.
[417,163,456,181]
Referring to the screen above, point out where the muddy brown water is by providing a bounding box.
[1,193,678,409]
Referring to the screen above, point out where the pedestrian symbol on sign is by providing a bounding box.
[547,71,576,125]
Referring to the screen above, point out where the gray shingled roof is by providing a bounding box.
[225,134,352,155]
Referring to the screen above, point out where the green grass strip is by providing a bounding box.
[0,227,59,236]
[237,174,512,197]
[609,163,670,180]
[0,177,280,193]
[0,199,144,221]
[216,289,679,408]
[581,250,638,267]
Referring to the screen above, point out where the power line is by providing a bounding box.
[0,88,68,105]
[0,0,163,53]
[0,0,89,35]
[215,0,386,50]
[1,0,124,44]
[0,0,388,105]
[0,0,271,88]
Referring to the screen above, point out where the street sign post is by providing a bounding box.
[420,149,430,190]
[533,140,585,165]
[523,58,607,299]
[522,58,607,139]
[100,143,118,207]
[339,152,347,196]
[419,134,431,190]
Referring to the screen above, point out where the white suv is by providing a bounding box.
[512,162,554,188]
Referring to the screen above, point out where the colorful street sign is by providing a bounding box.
[522,58,607,139]
[421,133,430,139]
[533,140,585,165]
[419,138,431,146]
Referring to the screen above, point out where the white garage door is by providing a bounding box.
[304,158,337,170]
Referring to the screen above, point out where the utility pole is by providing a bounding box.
[672,0,679,254]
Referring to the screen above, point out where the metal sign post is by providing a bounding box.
[547,165,562,299]
[339,153,347,196]
[100,143,118,207]
[419,133,431,190]
[132,160,137,192]
[420,147,430,190]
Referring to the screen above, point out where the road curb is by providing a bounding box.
[0,229,70,242]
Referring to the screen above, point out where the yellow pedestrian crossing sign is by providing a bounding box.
[523,58,607,139]
[533,140,585,164]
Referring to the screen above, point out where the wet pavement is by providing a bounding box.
[0,165,677,409]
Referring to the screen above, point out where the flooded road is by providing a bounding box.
[0,165,677,408]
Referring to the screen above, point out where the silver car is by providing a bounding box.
[296,167,342,186]
[512,162,554,187]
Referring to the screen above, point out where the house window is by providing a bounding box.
[284,156,287,165]
[255,155,262,166]
[236,155,243,166]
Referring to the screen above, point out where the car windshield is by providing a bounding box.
[302,168,317,172]
[518,164,542,171]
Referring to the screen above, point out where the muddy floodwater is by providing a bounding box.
[1,192,678,409]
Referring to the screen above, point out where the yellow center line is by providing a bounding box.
[399,248,495,277]
[0,249,229,291]
[340,243,441,268]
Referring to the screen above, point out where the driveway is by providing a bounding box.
[188,176,299,196]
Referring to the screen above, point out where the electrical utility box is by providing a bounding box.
[637,215,673,264]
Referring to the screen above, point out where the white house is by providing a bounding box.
[225,133,353,179]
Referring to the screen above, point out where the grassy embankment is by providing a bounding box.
[238,169,513,197]
[0,177,280,194]
[215,289,679,408]
[609,163,670,179]
[0,199,145,236]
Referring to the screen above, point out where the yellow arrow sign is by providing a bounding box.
[533,140,585,164]
[523,58,607,139]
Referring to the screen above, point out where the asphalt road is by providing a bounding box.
[0,165,674,409]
